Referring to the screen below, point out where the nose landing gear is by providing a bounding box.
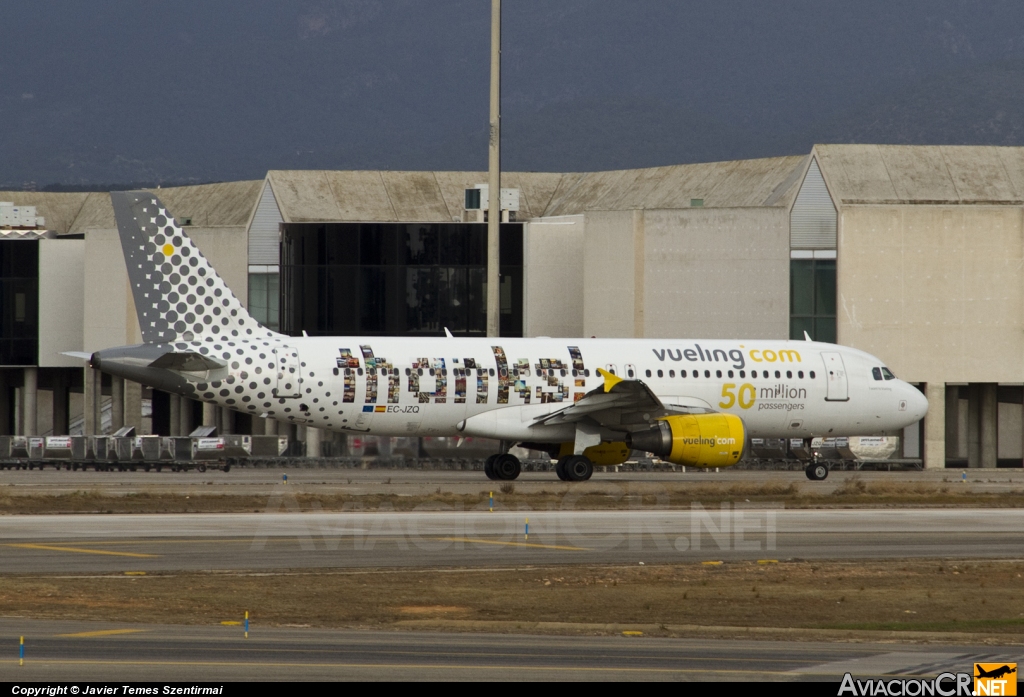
[805,457,829,481]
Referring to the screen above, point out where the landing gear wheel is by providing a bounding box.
[484,454,499,480]
[565,455,594,482]
[805,462,829,481]
[493,453,521,481]
[555,456,570,481]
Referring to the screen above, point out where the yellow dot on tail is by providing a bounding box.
[162,243,174,256]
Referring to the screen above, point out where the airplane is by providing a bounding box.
[976,666,1017,680]
[87,191,928,482]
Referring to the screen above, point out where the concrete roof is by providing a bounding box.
[0,191,91,234]
[266,170,564,223]
[14,145,1024,236]
[541,156,807,215]
[67,180,263,233]
[814,145,1024,204]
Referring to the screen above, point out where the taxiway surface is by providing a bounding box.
[0,619,1018,681]
[3,467,1022,496]
[1,509,1022,573]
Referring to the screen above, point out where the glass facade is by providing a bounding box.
[279,223,522,337]
[0,241,38,365]
[248,272,280,331]
[790,258,836,343]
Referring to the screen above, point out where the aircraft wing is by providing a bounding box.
[534,368,713,432]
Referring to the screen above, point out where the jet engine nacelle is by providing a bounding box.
[628,413,746,468]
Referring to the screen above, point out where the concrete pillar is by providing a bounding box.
[219,407,234,435]
[51,372,69,435]
[168,394,181,437]
[0,371,10,436]
[21,367,38,436]
[967,383,982,468]
[286,423,298,454]
[981,383,998,469]
[110,375,124,432]
[923,382,946,470]
[202,402,217,431]
[180,398,194,436]
[83,367,102,435]
[334,431,348,456]
[250,415,266,436]
[124,380,143,433]
[944,386,960,460]
[305,426,321,459]
[264,418,278,435]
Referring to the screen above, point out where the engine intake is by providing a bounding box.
[628,413,746,468]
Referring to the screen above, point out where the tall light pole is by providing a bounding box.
[486,0,501,337]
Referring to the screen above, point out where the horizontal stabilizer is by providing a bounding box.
[148,351,227,372]
[60,351,93,360]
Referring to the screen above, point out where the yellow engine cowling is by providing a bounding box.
[557,441,632,466]
[627,413,746,468]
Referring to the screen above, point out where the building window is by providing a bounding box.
[248,272,279,331]
[0,240,38,365]
[790,259,836,343]
[279,222,522,337]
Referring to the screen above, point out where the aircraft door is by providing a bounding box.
[604,363,618,376]
[624,363,637,378]
[821,351,849,401]
[273,346,301,398]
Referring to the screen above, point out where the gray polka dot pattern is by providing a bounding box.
[111,191,280,344]
[104,191,362,433]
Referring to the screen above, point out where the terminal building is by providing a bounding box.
[1,144,1022,468]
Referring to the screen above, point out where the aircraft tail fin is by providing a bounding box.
[110,191,281,344]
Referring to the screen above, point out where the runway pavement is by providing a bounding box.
[0,619,1019,681]
[1,508,1022,573]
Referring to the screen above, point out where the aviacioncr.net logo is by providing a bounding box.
[839,673,974,696]
[975,663,1017,696]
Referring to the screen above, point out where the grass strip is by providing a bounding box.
[1,559,1022,639]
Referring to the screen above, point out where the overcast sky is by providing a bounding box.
[3,1,1024,186]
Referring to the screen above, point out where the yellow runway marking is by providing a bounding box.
[436,537,590,551]
[23,537,367,547]
[0,658,794,675]
[6,544,158,559]
[57,629,148,638]
[17,538,264,546]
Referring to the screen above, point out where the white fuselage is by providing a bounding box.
[156,335,926,443]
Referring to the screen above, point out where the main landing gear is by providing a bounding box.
[484,453,521,481]
[556,455,593,482]
[483,449,596,482]
[805,460,829,481]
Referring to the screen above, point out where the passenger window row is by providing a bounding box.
[644,368,816,380]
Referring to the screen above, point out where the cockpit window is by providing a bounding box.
[881,367,896,380]
[872,367,883,381]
